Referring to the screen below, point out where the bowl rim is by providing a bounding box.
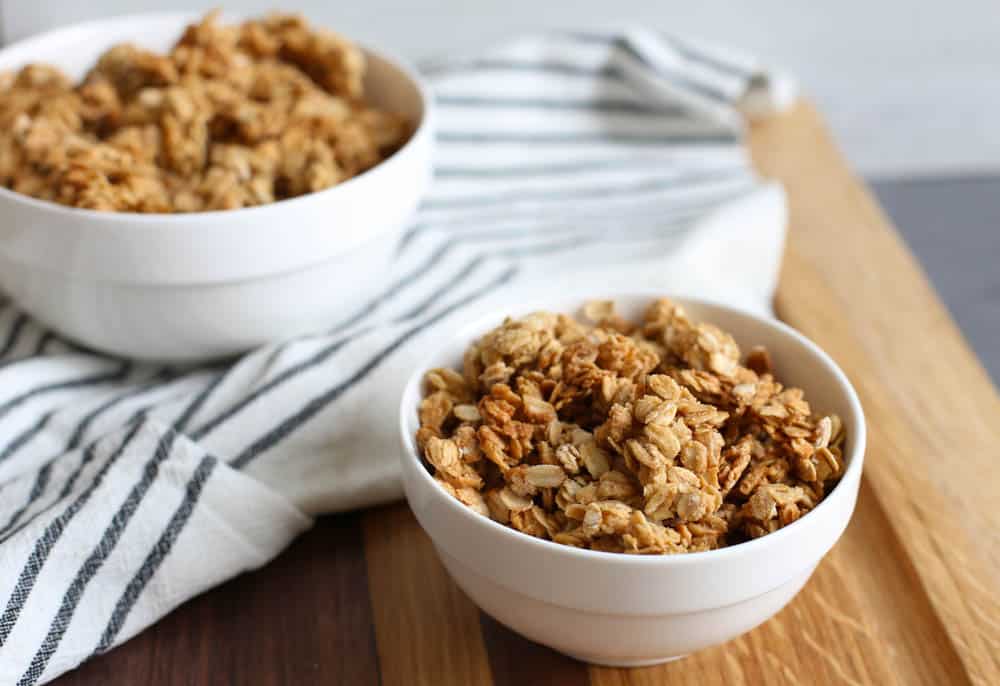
[0,10,433,223]
[398,292,866,568]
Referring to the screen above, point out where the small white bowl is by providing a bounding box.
[0,13,433,361]
[399,293,865,667]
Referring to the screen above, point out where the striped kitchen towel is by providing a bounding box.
[0,29,792,684]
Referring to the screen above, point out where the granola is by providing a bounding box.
[416,298,847,554]
[0,12,411,212]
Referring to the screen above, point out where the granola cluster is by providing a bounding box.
[416,298,847,554]
[0,12,410,212]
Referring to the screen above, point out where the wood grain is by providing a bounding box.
[751,102,1000,685]
[361,503,494,686]
[479,613,590,686]
[50,102,1000,686]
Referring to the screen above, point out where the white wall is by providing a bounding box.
[3,0,998,179]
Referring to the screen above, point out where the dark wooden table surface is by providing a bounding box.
[53,104,1000,686]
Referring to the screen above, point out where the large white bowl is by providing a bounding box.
[0,13,433,361]
[399,293,865,666]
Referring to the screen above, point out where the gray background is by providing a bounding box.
[874,177,1000,382]
[3,1,997,381]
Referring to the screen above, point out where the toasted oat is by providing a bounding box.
[417,298,847,554]
[0,12,410,212]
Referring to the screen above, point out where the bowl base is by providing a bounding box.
[561,652,687,668]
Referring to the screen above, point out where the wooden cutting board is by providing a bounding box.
[55,102,1000,686]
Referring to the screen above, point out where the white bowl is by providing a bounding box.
[399,293,865,666]
[0,13,433,361]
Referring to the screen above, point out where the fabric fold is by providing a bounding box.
[0,417,310,685]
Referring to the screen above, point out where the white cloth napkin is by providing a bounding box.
[0,29,793,684]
